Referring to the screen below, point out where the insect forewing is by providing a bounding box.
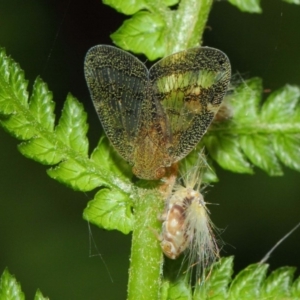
[149,47,231,162]
[84,45,148,163]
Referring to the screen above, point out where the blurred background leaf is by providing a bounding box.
[228,0,262,13]
[0,0,300,299]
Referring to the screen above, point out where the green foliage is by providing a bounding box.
[228,0,299,13]
[106,0,300,58]
[0,48,163,300]
[0,269,48,300]
[205,78,300,176]
[1,47,300,234]
[180,148,219,183]
[162,280,192,300]
[34,290,49,300]
[227,0,262,13]
[83,188,133,234]
[103,0,179,15]
[1,258,298,300]
[0,47,133,234]
[283,0,300,4]
[228,263,268,299]
[0,269,25,300]
[194,256,234,299]
[110,11,166,60]
[260,267,296,299]
[105,0,213,60]
[161,257,300,300]
[1,0,300,298]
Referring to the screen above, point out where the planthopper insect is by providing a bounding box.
[84,45,231,180]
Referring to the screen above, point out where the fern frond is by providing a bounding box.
[205,78,300,176]
[0,268,25,300]
[161,257,299,300]
[0,47,133,234]
[0,268,48,300]
[2,258,299,300]
[105,0,211,59]
[1,258,298,300]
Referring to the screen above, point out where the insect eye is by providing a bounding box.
[155,167,166,179]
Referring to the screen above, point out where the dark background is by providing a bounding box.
[0,0,300,299]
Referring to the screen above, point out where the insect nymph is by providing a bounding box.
[160,155,220,280]
[84,45,231,180]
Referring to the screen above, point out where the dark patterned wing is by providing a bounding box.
[84,45,148,163]
[149,47,231,161]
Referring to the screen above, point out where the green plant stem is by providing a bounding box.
[127,189,164,300]
[127,1,214,298]
[166,0,213,55]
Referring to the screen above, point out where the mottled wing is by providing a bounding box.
[149,47,231,161]
[84,45,148,163]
